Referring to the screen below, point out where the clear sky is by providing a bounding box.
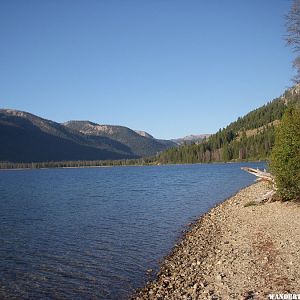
[0,0,295,139]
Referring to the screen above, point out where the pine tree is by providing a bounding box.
[270,106,300,200]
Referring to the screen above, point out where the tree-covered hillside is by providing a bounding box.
[64,121,176,158]
[157,86,300,164]
[0,110,175,163]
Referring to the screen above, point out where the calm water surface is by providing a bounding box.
[0,162,265,299]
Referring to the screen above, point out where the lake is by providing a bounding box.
[0,162,265,299]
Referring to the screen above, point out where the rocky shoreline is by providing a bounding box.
[132,181,300,300]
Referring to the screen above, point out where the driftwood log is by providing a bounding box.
[241,167,276,202]
[241,167,274,183]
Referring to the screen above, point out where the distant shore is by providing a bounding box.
[132,182,300,299]
[0,165,115,171]
[0,160,265,171]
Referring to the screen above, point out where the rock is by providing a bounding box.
[131,182,300,299]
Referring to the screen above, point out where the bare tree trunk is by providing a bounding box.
[285,0,300,82]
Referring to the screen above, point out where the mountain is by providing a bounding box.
[0,109,134,163]
[171,134,211,145]
[0,110,175,163]
[158,85,300,164]
[135,130,154,139]
[64,121,176,157]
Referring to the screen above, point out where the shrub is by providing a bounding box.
[269,105,300,200]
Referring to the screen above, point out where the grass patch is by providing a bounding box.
[244,201,258,207]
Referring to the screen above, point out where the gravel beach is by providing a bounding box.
[132,181,300,300]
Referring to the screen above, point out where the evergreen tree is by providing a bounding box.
[270,106,300,200]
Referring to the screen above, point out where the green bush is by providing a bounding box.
[270,105,300,201]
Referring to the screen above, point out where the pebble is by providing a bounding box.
[131,182,300,299]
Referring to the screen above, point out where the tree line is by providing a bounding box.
[157,89,300,165]
[0,158,155,170]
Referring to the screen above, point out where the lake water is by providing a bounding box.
[0,162,265,299]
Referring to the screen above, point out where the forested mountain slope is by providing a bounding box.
[0,110,175,163]
[0,110,135,162]
[63,121,176,157]
[157,86,300,164]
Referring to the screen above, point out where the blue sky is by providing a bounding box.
[0,0,294,139]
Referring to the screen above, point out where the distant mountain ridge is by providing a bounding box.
[172,134,211,145]
[135,130,154,139]
[64,120,175,158]
[0,109,176,163]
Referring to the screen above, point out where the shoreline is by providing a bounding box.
[0,160,266,171]
[132,182,300,299]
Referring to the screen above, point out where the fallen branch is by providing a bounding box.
[241,167,276,203]
[241,167,274,184]
[256,190,276,203]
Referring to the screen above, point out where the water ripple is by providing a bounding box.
[0,162,265,299]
